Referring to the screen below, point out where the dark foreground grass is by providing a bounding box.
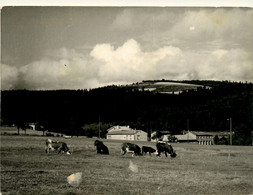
[1,135,253,194]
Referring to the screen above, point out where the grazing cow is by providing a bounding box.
[94,140,109,155]
[121,142,142,156]
[156,142,176,158]
[45,139,71,155]
[142,146,157,156]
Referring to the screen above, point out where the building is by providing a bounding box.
[106,125,147,141]
[26,123,38,130]
[175,131,230,145]
[151,131,173,142]
[175,131,198,143]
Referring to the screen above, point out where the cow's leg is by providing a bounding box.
[149,152,151,156]
[165,152,168,157]
[121,149,126,155]
[157,151,161,157]
[58,147,63,154]
[45,146,49,153]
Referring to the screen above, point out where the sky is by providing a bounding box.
[1,6,253,90]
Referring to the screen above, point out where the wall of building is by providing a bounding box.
[197,135,213,145]
[134,131,148,141]
[106,134,135,140]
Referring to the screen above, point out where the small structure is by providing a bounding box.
[106,125,147,141]
[26,123,38,130]
[151,131,173,142]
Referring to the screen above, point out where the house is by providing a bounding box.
[26,123,38,130]
[151,131,172,142]
[175,131,198,143]
[175,131,230,145]
[106,125,147,141]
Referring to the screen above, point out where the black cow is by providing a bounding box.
[142,146,157,156]
[121,142,142,156]
[45,139,71,154]
[94,140,109,155]
[156,142,176,158]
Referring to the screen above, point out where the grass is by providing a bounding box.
[1,135,253,194]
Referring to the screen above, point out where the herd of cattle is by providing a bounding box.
[45,139,177,158]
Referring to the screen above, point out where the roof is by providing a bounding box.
[107,130,137,135]
[107,125,132,132]
[136,130,147,135]
[107,126,147,135]
[175,133,196,141]
[182,130,230,136]
[190,131,230,136]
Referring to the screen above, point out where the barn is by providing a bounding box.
[106,126,147,141]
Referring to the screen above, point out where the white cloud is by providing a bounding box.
[90,39,182,83]
[212,49,228,59]
[189,26,195,31]
[111,8,253,52]
[2,39,253,90]
[1,64,19,90]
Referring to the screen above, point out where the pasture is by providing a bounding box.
[1,135,253,195]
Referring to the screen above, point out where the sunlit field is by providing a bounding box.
[1,134,253,195]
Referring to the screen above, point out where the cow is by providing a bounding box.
[141,146,157,156]
[45,139,71,155]
[94,140,109,155]
[121,142,142,156]
[156,142,176,158]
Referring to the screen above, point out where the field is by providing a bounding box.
[1,135,253,195]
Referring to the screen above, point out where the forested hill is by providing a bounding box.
[1,80,253,145]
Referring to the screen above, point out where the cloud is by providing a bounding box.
[1,64,19,90]
[90,39,182,83]
[1,47,100,90]
[111,8,253,52]
[189,26,195,31]
[1,39,253,90]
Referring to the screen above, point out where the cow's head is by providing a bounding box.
[170,151,177,158]
[94,140,102,146]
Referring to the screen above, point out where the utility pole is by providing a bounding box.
[98,115,101,139]
[187,119,189,143]
[230,117,232,145]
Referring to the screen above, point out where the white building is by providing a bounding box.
[106,125,147,141]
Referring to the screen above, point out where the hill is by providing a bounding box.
[1,80,253,145]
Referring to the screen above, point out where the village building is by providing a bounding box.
[106,125,147,141]
[26,123,38,130]
[175,131,230,145]
[151,131,174,142]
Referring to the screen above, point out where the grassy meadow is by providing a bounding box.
[1,134,253,195]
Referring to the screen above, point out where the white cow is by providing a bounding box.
[45,139,71,155]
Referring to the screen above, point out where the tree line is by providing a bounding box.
[1,80,253,145]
